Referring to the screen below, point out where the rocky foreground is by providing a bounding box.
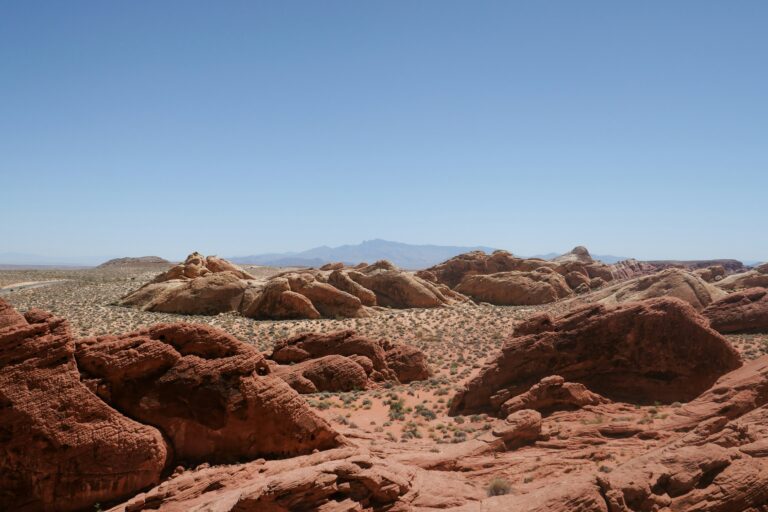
[4,285,768,511]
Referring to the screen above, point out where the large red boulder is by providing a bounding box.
[271,355,370,393]
[0,301,169,512]
[450,298,741,416]
[703,287,768,333]
[270,330,431,389]
[75,322,342,463]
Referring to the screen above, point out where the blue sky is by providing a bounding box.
[1,1,766,263]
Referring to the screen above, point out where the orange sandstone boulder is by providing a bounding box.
[454,267,572,305]
[450,298,741,416]
[0,303,169,512]
[703,287,768,333]
[75,322,341,463]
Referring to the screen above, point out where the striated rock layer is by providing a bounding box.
[269,330,431,392]
[703,287,768,333]
[0,300,169,512]
[76,322,342,463]
[450,297,741,416]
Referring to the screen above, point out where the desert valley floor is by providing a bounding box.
[2,253,768,511]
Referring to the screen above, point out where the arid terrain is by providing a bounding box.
[2,251,768,511]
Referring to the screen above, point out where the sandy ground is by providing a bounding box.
[3,265,767,449]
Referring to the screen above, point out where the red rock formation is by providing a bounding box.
[703,287,768,333]
[0,304,169,512]
[76,322,342,463]
[0,298,25,329]
[328,269,378,306]
[154,251,255,281]
[285,272,366,318]
[348,261,460,308]
[416,250,529,288]
[491,409,542,448]
[454,267,572,305]
[383,343,432,383]
[106,448,416,512]
[121,271,249,314]
[450,298,741,416]
[693,264,726,282]
[241,277,322,319]
[500,375,610,416]
[717,265,768,291]
[271,355,370,393]
[270,330,431,388]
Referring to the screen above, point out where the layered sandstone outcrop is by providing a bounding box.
[417,247,654,306]
[573,268,726,311]
[121,253,464,319]
[455,267,572,305]
[76,322,341,462]
[716,263,768,291]
[269,330,431,392]
[450,297,741,416]
[703,287,768,333]
[0,299,346,511]
[0,300,169,512]
[499,375,610,416]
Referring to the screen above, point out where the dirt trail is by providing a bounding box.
[0,280,67,295]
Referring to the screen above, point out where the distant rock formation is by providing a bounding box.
[121,253,467,319]
[644,258,746,274]
[572,267,726,311]
[703,287,768,333]
[454,268,572,305]
[97,256,171,268]
[716,263,768,291]
[417,247,654,306]
[450,297,741,416]
[551,245,593,264]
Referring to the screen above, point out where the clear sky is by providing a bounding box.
[1,1,766,263]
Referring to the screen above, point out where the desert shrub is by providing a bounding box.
[487,478,512,496]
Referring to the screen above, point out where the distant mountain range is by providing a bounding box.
[2,245,760,270]
[230,239,498,270]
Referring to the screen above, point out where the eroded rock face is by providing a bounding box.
[119,252,253,315]
[0,298,26,329]
[0,301,169,512]
[107,448,416,512]
[417,248,652,294]
[703,287,768,333]
[328,269,378,306]
[455,268,572,305]
[348,261,460,308]
[269,330,431,392]
[450,298,741,416]
[693,264,726,283]
[75,322,342,463]
[500,375,610,416]
[416,250,528,288]
[241,277,322,320]
[121,271,248,315]
[491,409,542,448]
[717,265,768,291]
[574,268,726,311]
[154,251,255,281]
[383,343,432,383]
[271,355,370,393]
